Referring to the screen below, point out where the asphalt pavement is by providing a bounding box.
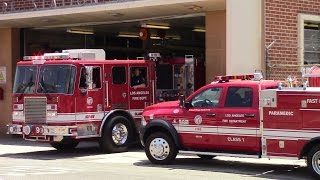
[0,136,314,180]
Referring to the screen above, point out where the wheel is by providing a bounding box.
[50,139,79,151]
[99,116,133,153]
[307,145,320,179]
[197,155,216,160]
[145,132,177,164]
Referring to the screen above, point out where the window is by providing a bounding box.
[130,67,148,88]
[190,88,222,108]
[112,66,126,84]
[91,67,101,89]
[225,87,253,108]
[38,65,76,94]
[79,66,101,90]
[13,65,37,94]
[304,27,320,64]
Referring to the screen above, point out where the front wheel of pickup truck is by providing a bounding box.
[307,145,320,179]
[145,132,177,164]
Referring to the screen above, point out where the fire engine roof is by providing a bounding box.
[17,59,153,65]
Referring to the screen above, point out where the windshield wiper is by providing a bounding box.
[18,76,34,99]
[39,78,50,99]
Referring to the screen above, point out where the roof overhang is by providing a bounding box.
[0,0,225,28]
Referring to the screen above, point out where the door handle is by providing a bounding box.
[244,114,255,118]
[206,113,216,117]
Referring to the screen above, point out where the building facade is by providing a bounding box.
[265,0,320,80]
[0,0,318,134]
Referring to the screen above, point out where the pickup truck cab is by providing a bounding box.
[140,74,278,159]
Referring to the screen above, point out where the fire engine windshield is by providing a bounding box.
[37,65,76,94]
[13,66,37,94]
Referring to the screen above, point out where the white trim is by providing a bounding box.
[262,155,299,160]
[176,125,258,136]
[0,0,205,20]
[179,150,260,158]
[218,127,257,136]
[264,136,306,140]
[264,128,320,139]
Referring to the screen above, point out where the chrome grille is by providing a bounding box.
[24,97,47,123]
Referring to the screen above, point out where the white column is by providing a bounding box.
[226,0,262,75]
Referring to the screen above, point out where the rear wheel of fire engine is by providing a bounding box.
[197,155,216,160]
[145,132,177,164]
[50,140,79,151]
[100,116,133,153]
[307,145,320,179]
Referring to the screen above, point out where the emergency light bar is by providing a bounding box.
[215,72,263,82]
[43,53,70,60]
[23,53,70,61]
[215,74,255,82]
[23,56,45,61]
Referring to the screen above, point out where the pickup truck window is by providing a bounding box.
[190,88,222,108]
[225,87,253,107]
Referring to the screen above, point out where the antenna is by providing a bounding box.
[265,38,277,79]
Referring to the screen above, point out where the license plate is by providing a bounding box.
[8,126,20,133]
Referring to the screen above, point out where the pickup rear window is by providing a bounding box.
[225,87,253,108]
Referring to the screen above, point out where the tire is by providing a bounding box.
[197,155,216,160]
[99,116,133,153]
[307,145,320,179]
[50,139,79,151]
[145,132,177,164]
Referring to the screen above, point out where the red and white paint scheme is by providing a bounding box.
[8,49,156,153]
[140,73,320,179]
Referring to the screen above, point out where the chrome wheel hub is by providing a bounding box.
[312,151,320,175]
[111,123,128,145]
[149,138,170,160]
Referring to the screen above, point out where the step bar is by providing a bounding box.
[179,150,260,158]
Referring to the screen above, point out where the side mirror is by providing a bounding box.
[80,88,87,95]
[179,95,185,108]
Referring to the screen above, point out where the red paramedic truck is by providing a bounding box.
[140,73,320,178]
[8,49,156,153]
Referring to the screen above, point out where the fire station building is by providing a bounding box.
[0,0,319,134]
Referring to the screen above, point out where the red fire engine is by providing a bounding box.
[7,49,156,153]
[140,73,320,178]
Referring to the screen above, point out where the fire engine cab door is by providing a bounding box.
[76,65,104,115]
[217,86,259,153]
[179,87,222,149]
[105,65,129,110]
[128,65,153,117]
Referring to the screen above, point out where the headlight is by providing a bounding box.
[141,117,147,127]
[13,111,24,116]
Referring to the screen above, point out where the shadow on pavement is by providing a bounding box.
[0,136,50,147]
[0,140,143,160]
[134,157,313,180]
[0,146,102,160]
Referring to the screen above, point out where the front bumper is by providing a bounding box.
[7,124,76,137]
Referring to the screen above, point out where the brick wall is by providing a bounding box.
[0,0,130,13]
[265,0,320,80]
